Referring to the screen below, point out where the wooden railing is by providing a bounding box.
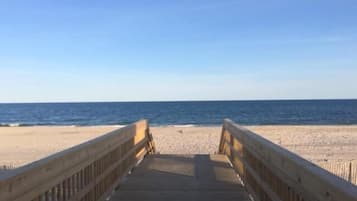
[0,120,155,201]
[219,119,357,201]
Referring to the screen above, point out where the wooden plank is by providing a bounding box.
[112,191,250,201]
[110,154,250,201]
[221,119,357,201]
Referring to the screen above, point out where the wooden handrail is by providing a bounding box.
[0,119,155,201]
[219,119,357,201]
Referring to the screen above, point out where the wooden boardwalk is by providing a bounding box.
[1,120,356,201]
[110,154,250,201]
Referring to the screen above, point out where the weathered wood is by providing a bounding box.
[110,154,250,201]
[219,119,357,201]
[0,120,155,201]
[317,161,357,185]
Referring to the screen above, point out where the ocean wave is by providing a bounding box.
[0,123,131,127]
[150,124,219,127]
[0,123,29,127]
[111,125,126,128]
[0,123,74,127]
[72,124,127,128]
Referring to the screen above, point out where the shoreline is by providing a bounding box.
[2,123,357,127]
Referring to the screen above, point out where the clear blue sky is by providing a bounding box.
[0,1,356,102]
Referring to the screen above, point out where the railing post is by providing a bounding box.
[145,126,156,154]
[218,119,227,154]
[349,161,352,183]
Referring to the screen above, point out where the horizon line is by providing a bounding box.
[0,98,356,104]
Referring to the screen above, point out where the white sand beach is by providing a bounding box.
[1,125,357,168]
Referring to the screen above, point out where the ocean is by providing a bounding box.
[0,100,356,126]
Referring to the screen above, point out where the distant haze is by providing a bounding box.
[0,1,356,102]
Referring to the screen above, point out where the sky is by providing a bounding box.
[0,0,356,102]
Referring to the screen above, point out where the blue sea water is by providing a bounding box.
[0,100,357,126]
